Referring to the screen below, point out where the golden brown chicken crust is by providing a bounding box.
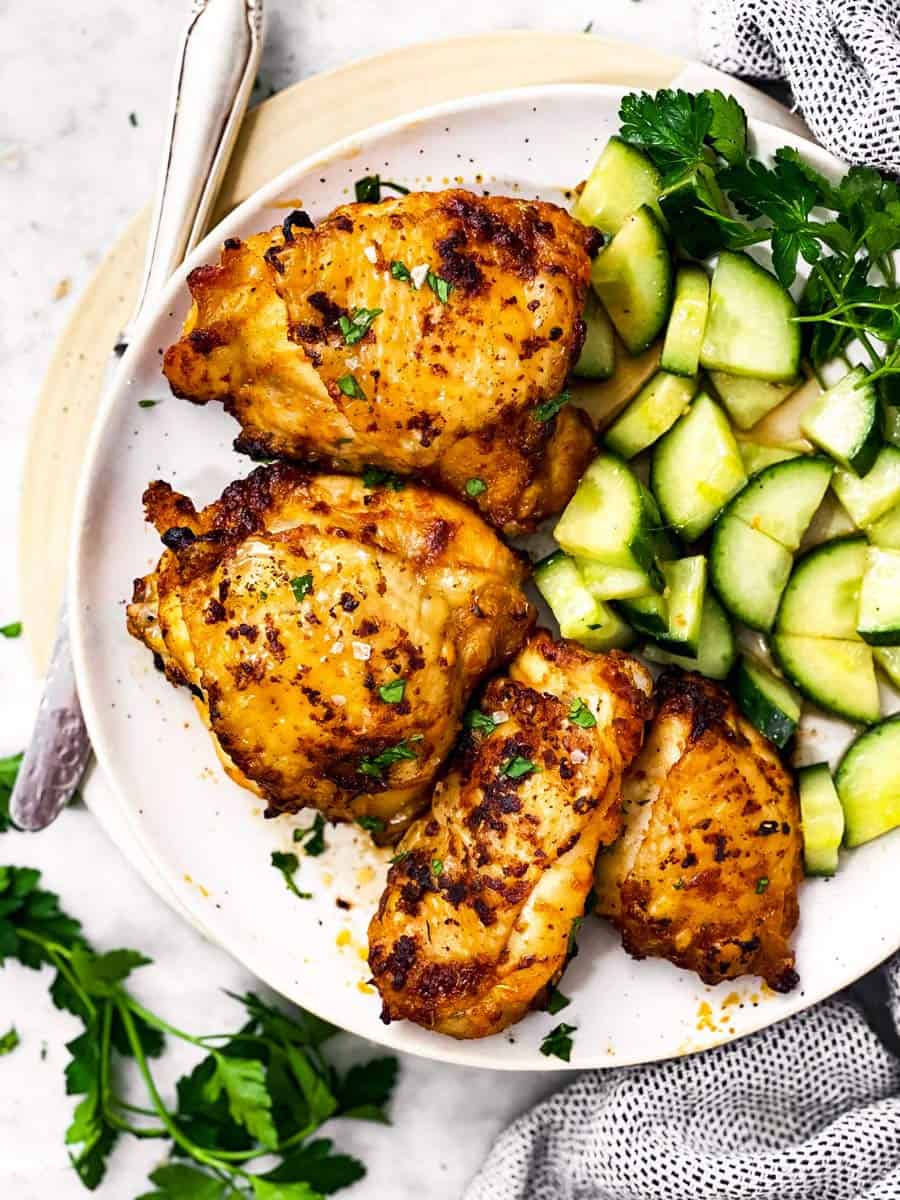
[126,463,534,834]
[595,670,802,993]
[368,631,653,1038]
[162,190,598,532]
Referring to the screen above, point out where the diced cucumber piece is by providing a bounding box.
[772,634,880,725]
[882,401,900,446]
[573,136,665,235]
[738,441,802,476]
[554,454,662,577]
[709,371,799,431]
[866,502,900,549]
[574,292,616,380]
[874,646,900,688]
[660,266,710,377]
[658,163,729,259]
[734,655,801,749]
[533,551,634,650]
[709,513,793,632]
[799,367,881,476]
[591,206,673,355]
[858,547,900,645]
[726,457,833,551]
[700,252,801,383]
[617,592,669,639]
[833,447,900,528]
[776,537,867,640]
[604,371,696,459]
[797,763,844,876]
[642,592,736,680]
[659,556,706,655]
[836,716,900,845]
[651,393,746,542]
[576,557,658,601]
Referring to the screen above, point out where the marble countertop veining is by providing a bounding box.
[0,2,698,1197]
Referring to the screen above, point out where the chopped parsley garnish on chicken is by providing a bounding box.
[337,373,366,400]
[426,270,454,304]
[355,815,386,833]
[465,708,498,735]
[534,390,571,423]
[465,478,487,497]
[431,859,444,876]
[546,987,571,1015]
[501,755,538,780]
[568,698,597,729]
[378,679,406,704]
[339,306,383,346]
[389,260,411,282]
[270,851,311,899]
[358,738,421,779]
[540,1022,577,1062]
[290,573,313,602]
[361,464,406,490]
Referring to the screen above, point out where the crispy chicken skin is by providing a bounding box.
[162,190,598,532]
[368,632,654,1038]
[595,670,802,993]
[126,463,534,834]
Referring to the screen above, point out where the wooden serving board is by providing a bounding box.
[21,31,686,670]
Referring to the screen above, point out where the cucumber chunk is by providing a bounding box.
[533,551,634,651]
[591,206,673,355]
[617,592,669,639]
[660,266,710,377]
[573,136,665,235]
[874,646,900,688]
[699,252,801,383]
[832,446,900,528]
[772,634,880,725]
[799,367,881,476]
[737,441,802,477]
[642,592,736,680]
[726,457,833,551]
[797,763,844,876]
[836,716,900,845]
[866,502,900,549]
[858,547,900,645]
[776,537,867,640]
[650,393,747,542]
[734,655,801,749]
[710,513,793,632]
[660,556,707,655]
[709,371,799,431]
[604,371,696,459]
[574,292,616,380]
[577,556,658,601]
[554,454,662,577]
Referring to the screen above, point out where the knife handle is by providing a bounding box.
[127,0,265,340]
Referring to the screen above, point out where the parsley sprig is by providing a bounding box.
[0,865,396,1196]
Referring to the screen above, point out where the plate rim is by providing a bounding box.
[69,81,892,1071]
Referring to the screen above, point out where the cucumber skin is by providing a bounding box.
[775,535,868,641]
[660,267,709,378]
[591,206,673,355]
[798,763,843,877]
[574,293,616,380]
[641,594,736,680]
[800,369,881,477]
[836,715,900,847]
[710,515,792,632]
[771,634,880,726]
[734,658,798,750]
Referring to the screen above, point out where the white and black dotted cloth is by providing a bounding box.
[465,955,900,1199]
[699,0,900,174]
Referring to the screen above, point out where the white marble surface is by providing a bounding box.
[1,2,698,1197]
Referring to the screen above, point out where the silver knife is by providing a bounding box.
[11,0,265,831]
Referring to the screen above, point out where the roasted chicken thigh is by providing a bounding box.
[126,464,534,833]
[162,190,598,532]
[595,670,802,993]
[368,632,653,1038]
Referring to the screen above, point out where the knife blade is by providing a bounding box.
[11,0,265,831]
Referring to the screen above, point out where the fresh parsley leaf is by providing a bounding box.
[0,1025,19,1055]
[756,876,770,894]
[251,1179,321,1199]
[336,374,366,400]
[290,574,313,602]
[534,390,571,423]
[619,89,714,180]
[336,1055,398,1122]
[354,815,385,833]
[139,1163,228,1200]
[378,679,406,704]
[338,307,383,346]
[388,850,409,865]
[203,1053,279,1148]
[354,174,409,203]
[425,270,453,304]
[261,1138,366,1192]
[465,478,487,497]
[357,739,421,779]
[464,708,498,736]
[501,756,537,780]
[546,987,571,1015]
[270,852,312,901]
[138,399,158,409]
[0,621,22,638]
[389,260,411,282]
[361,464,405,490]
[431,859,444,876]
[540,1022,577,1062]
[293,813,327,857]
[69,946,151,997]
[568,698,597,729]
[705,89,747,165]
[0,752,22,832]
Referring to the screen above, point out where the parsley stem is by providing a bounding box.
[814,260,882,369]
[116,991,208,1048]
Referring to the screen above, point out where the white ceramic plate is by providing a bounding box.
[71,84,900,1070]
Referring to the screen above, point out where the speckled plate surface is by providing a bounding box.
[70,85,900,1070]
